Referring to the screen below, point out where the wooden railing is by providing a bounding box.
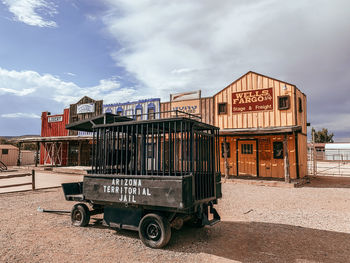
[0,170,36,190]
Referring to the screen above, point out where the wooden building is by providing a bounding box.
[68,96,103,165]
[40,109,70,166]
[0,144,19,167]
[0,145,36,167]
[69,96,103,136]
[160,91,214,125]
[214,71,307,180]
[36,96,101,167]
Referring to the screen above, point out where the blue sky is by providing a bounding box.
[0,0,350,141]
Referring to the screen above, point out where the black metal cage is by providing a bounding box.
[90,116,219,201]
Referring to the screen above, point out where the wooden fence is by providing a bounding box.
[0,170,36,190]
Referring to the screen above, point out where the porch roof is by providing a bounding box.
[219,125,302,136]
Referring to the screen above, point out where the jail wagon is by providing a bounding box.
[63,111,222,248]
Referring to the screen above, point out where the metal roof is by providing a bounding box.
[0,144,18,150]
[65,113,132,132]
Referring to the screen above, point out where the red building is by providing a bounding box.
[40,109,70,166]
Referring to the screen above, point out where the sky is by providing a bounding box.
[0,0,349,141]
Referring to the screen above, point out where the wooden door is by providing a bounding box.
[259,138,272,177]
[238,140,257,176]
[44,142,53,165]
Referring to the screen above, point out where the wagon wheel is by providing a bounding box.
[139,213,171,248]
[71,203,90,227]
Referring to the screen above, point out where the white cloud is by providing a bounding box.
[0,67,137,106]
[2,0,58,27]
[1,112,40,118]
[102,0,284,98]
[0,87,35,96]
[101,0,350,139]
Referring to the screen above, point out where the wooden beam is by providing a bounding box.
[0,182,32,189]
[283,135,291,183]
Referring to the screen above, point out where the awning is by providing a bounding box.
[219,125,302,136]
[65,113,133,132]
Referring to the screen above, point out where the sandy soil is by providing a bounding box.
[0,172,83,193]
[1,177,350,263]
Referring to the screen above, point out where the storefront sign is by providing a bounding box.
[48,116,63,122]
[77,103,95,114]
[232,88,273,113]
[171,99,200,115]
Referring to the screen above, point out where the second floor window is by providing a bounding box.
[135,108,142,120]
[148,108,155,120]
[218,103,227,115]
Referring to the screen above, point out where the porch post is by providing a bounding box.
[224,137,229,179]
[283,134,291,183]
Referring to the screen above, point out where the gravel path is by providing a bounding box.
[1,178,350,263]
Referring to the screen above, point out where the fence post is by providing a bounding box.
[31,169,35,190]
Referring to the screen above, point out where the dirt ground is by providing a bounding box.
[1,177,350,263]
[0,171,83,193]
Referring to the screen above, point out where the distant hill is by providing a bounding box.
[0,135,40,150]
[1,135,40,140]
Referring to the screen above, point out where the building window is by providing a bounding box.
[298,97,303,113]
[105,107,113,114]
[135,105,142,121]
[2,149,8,155]
[221,142,230,158]
[278,96,290,110]
[241,144,253,154]
[147,103,156,120]
[273,141,284,159]
[116,107,123,116]
[218,103,227,115]
[148,108,155,120]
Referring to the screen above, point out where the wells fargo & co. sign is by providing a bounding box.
[232,88,273,113]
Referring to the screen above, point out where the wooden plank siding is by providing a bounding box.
[219,134,302,179]
[41,109,70,137]
[215,71,307,179]
[160,97,214,125]
[214,71,306,131]
[69,96,103,136]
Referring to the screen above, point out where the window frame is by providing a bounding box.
[278,95,290,110]
[241,143,253,154]
[218,102,228,115]
[116,107,123,116]
[273,141,284,159]
[298,97,303,113]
